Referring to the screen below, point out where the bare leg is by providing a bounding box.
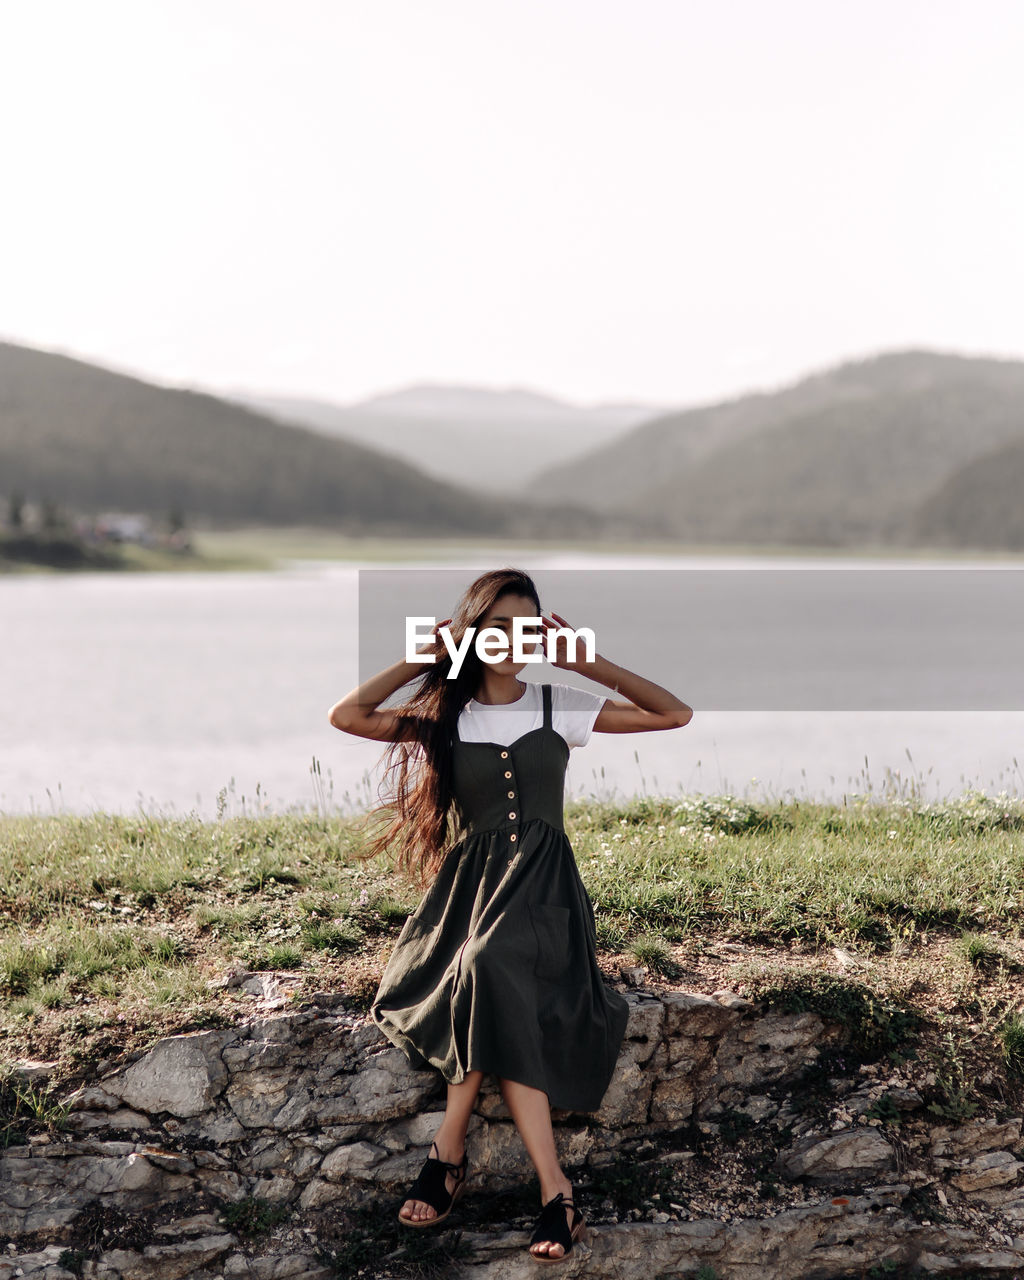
[399,1069,484,1223]
[499,1077,575,1260]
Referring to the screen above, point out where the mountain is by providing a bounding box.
[530,349,1024,549]
[226,383,661,494]
[909,437,1024,550]
[9,339,1018,551]
[0,342,621,537]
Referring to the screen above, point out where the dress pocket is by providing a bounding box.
[529,903,572,982]
[399,904,443,943]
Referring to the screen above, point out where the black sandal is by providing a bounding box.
[528,1189,587,1264]
[396,1139,469,1228]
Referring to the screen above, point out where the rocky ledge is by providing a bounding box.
[2,983,1024,1279]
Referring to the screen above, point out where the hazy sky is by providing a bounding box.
[2,0,1021,409]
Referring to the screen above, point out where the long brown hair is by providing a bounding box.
[357,567,542,889]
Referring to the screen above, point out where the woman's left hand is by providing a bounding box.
[542,611,599,672]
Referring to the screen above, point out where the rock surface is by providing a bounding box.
[1,984,1022,1277]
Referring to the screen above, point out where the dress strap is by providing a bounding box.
[541,682,552,729]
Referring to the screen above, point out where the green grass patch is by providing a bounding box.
[1,791,1022,1077]
[735,967,922,1064]
[628,933,684,979]
[572,789,1024,954]
[1000,1014,1024,1077]
[315,1199,474,1278]
[954,930,1007,970]
[586,1148,677,1211]
[0,1062,76,1148]
[217,1195,291,1238]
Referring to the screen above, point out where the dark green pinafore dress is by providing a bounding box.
[370,683,629,1113]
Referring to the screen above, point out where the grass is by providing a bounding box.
[0,789,1022,1114]
[734,967,923,1064]
[571,790,1024,951]
[12,522,1021,577]
[182,526,1024,566]
[217,1196,291,1238]
[315,1199,475,1278]
[0,528,276,574]
[628,932,685,979]
[587,1147,678,1208]
[0,1060,79,1147]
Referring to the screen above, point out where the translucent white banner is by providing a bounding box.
[357,567,1024,711]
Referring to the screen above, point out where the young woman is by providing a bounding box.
[328,568,692,1264]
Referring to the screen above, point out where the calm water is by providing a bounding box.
[2,550,1022,818]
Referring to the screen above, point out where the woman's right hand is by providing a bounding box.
[415,616,453,658]
[328,617,453,741]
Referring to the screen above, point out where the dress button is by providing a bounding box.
[500,750,509,759]
[504,771,512,779]
[510,833,517,842]
[507,790,515,798]
[508,811,516,819]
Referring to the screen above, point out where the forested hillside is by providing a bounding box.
[7,341,1021,550]
[531,350,1024,549]
[909,436,1024,550]
[0,343,622,537]
[232,384,650,493]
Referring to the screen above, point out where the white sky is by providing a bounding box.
[1,0,1022,409]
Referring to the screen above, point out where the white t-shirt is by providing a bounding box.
[456,681,607,749]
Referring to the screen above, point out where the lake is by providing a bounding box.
[2,549,1022,818]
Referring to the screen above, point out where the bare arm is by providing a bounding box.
[327,618,450,742]
[543,611,692,734]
